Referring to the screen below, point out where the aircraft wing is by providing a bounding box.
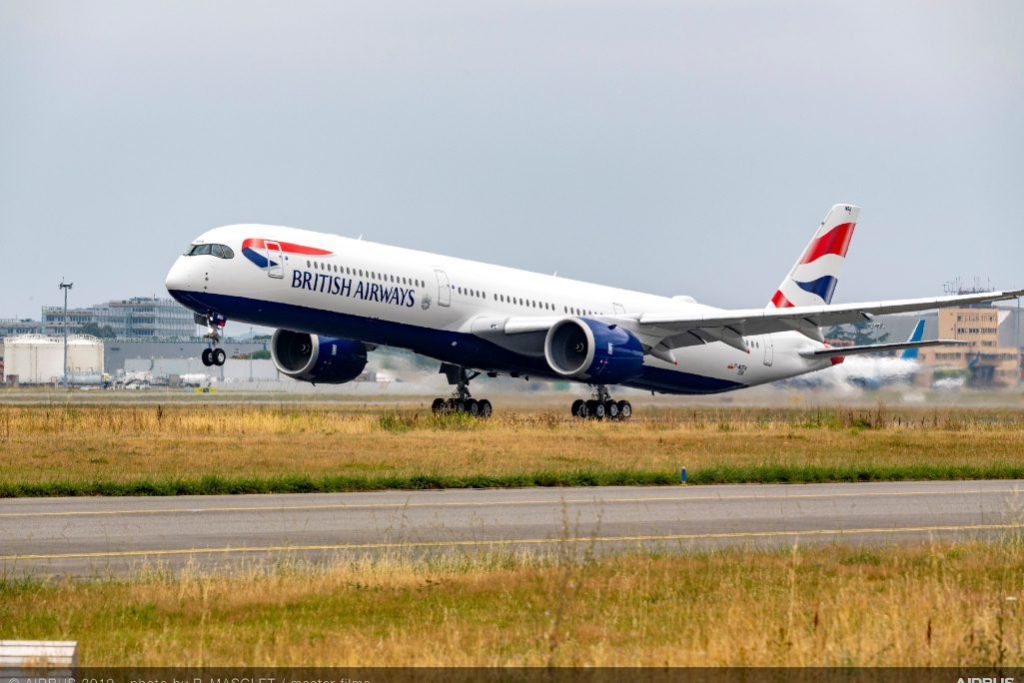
[631,289,1024,353]
[474,288,1022,362]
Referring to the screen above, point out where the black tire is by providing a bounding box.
[606,401,619,420]
[466,399,480,416]
[593,401,606,420]
[445,398,458,413]
[431,398,446,414]
[571,399,585,418]
[201,348,213,367]
[618,400,632,420]
[478,399,493,418]
[212,348,226,366]
[576,401,589,419]
[454,399,466,413]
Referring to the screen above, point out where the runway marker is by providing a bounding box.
[0,485,1019,519]
[2,522,1022,562]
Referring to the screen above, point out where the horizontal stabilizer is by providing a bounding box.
[800,339,969,359]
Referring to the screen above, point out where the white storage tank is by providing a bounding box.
[67,336,104,376]
[2,335,103,384]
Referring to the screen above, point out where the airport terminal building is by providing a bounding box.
[40,297,197,339]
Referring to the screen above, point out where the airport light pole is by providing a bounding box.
[59,279,73,386]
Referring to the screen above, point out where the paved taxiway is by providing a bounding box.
[2,480,1022,577]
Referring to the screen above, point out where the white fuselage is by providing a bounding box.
[165,224,834,394]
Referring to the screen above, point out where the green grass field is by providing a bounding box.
[1,402,1023,496]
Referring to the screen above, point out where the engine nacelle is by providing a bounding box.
[270,330,368,384]
[544,318,644,384]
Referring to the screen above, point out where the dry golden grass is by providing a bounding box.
[1,403,1023,489]
[3,540,1024,666]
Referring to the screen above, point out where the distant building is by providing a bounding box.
[41,297,197,340]
[104,340,268,373]
[0,318,44,338]
[916,305,1020,388]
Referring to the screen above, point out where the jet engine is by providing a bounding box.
[543,318,644,384]
[270,330,368,384]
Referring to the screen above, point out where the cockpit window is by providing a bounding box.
[184,243,234,259]
[210,244,234,259]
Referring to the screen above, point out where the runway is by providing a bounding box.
[2,480,1023,577]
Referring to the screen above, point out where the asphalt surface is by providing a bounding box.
[2,480,1023,577]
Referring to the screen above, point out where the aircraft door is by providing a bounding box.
[266,241,285,279]
[613,302,626,315]
[435,269,451,307]
[762,334,774,367]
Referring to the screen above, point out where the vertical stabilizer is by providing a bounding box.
[900,319,927,360]
[768,204,860,308]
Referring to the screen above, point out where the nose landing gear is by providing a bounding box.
[431,363,493,418]
[201,347,226,367]
[572,385,631,421]
[198,313,226,367]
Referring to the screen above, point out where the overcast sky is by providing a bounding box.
[1,0,1021,324]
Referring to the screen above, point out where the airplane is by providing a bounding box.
[165,204,1022,419]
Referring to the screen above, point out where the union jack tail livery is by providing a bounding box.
[768,204,859,308]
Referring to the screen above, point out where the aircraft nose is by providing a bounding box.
[165,257,190,293]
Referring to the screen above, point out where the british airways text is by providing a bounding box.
[291,270,416,308]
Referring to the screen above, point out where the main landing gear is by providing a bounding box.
[431,364,493,418]
[572,385,632,421]
[199,313,226,367]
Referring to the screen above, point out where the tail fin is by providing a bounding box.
[900,319,926,360]
[768,204,860,308]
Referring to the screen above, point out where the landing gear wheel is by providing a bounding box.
[478,399,493,418]
[571,399,585,418]
[199,313,226,368]
[435,364,493,418]
[575,385,630,421]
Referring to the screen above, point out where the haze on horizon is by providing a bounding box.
[1,1,1022,331]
